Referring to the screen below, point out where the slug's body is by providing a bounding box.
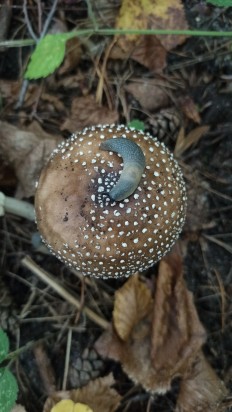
[100,137,146,201]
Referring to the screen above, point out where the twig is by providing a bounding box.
[37,0,43,35]
[85,0,98,31]
[40,0,59,39]
[21,256,110,330]
[14,79,29,110]
[203,234,232,254]
[23,0,38,42]
[17,0,59,109]
[62,328,72,390]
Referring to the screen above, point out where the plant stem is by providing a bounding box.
[2,28,232,48]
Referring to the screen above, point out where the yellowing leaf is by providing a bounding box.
[116,0,147,42]
[115,0,188,72]
[74,403,93,412]
[113,274,153,341]
[51,400,93,412]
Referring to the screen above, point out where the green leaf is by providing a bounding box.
[128,119,145,131]
[0,368,18,412]
[206,0,232,6]
[25,34,68,79]
[0,329,9,363]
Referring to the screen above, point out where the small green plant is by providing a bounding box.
[127,119,145,131]
[206,0,232,6]
[25,33,69,80]
[0,329,18,412]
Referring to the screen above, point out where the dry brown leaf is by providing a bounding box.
[43,374,121,412]
[95,317,163,392]
[130,36,167,73]
[174,125,210,157]
[95,253,220,396]
[113,274,153,341]
[151,255,206,381]
[178,95,201,124]
[58,37,82,75]
[0,121,62,198]
[115,0,188,72]
[61,95,119,132]
[125,79,170,111]
[176,352,227,412]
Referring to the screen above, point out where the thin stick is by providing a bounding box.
[21,256,110,330]
[23,0,38,42]
[62,328,72,390]
[40,0,59,39]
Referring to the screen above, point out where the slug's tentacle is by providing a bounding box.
[100,137,146,201]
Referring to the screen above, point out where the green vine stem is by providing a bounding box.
[1,27,232,48]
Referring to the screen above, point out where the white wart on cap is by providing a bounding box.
[35,124,187,278]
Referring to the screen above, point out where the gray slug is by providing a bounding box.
[100,137,146,201]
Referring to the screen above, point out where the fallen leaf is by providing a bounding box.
[125,79,170,111]
[174,125,210,157]
[95,253,225,400]
[178,95,201,124]
[61,95,119,132]
[176,352,227,412]
[130,36,168,73]
[43,374,121,412]
[151,255,206,381]
[58,37,82,75]
[51,400,93,412]
[95,317,160,392]
[115,0,188,72]
[113,274,153,341]
[0,121,62,198]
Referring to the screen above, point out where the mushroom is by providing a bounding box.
[35,124,187,278]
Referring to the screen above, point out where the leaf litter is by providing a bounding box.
[0,1,231,412]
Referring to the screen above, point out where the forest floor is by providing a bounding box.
[0,1,232,412]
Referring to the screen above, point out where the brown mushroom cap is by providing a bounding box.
[35,124,187,278]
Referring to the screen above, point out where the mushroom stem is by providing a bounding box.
[100,137,146,201]
[0,191,35,221]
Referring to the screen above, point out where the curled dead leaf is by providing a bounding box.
[113,274,153,341]
[95,253,226,406]
[151,255,206,381]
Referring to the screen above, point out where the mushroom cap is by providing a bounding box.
[35,124,187,278]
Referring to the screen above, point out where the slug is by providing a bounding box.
[100,137,146,201]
